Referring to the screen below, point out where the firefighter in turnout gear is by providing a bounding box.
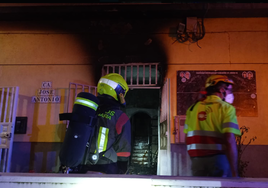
[81,73,131,174]
[184,75,241,177]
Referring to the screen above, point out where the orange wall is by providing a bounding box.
[162,18,268,145]
[1,17,268,145]
[0,28,96,142]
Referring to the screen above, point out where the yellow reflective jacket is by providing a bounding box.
[183,95,241,157]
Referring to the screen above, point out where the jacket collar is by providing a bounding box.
[205,95,222,102]
[97,95,122,111]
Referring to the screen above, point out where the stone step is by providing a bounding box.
[132,149,148,153]
[131,157,149,161]
[133,146,149,150]
[132,153,149,157]
[131,161,149,165]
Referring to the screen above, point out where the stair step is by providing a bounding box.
[132,161,149,164]
[132,149,148,153]
[132,153,149,157]
[132,156,148,160]
[133,147,149,151]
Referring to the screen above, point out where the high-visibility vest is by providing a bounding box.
[184,95,241,157]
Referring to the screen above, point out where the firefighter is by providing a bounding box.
[184,75,241,177]
[83,73,131,174]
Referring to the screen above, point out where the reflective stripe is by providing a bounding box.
[75,97,98,111]
[187,144,225,151]
[222,122,239,129]
[97,127,109,153]
[187,135,224,145]
[99,78,118,89]
[187,130,223,138]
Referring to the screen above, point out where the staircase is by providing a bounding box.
[128,137,157,175]
[132,137,149,166]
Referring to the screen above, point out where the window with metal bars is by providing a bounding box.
[101,63,160,88]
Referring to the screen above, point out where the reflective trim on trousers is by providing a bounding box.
[187,130,223,138]
[187,143,225,151]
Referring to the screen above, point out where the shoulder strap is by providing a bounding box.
[84,108,118,165]
[59,113,96,125]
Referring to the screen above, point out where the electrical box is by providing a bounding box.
[177,23,185,34]
[174,115,186,143]
[15,117,27,134]
[186,17,197,33]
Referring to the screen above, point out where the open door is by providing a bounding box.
[0,87,19,172]
[158,78,171,175]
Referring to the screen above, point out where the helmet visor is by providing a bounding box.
[99,77,126,96]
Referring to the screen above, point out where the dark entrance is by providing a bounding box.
[125,89,160,175]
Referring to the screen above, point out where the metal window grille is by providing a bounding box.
[102,63,160,88]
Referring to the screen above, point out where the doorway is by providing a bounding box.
[100,62,162,175]
[124,89,160,175]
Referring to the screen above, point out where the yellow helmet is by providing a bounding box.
[205,75,234,88]
[97,73,129,104]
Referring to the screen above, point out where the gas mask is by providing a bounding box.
[225,93,234,104]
